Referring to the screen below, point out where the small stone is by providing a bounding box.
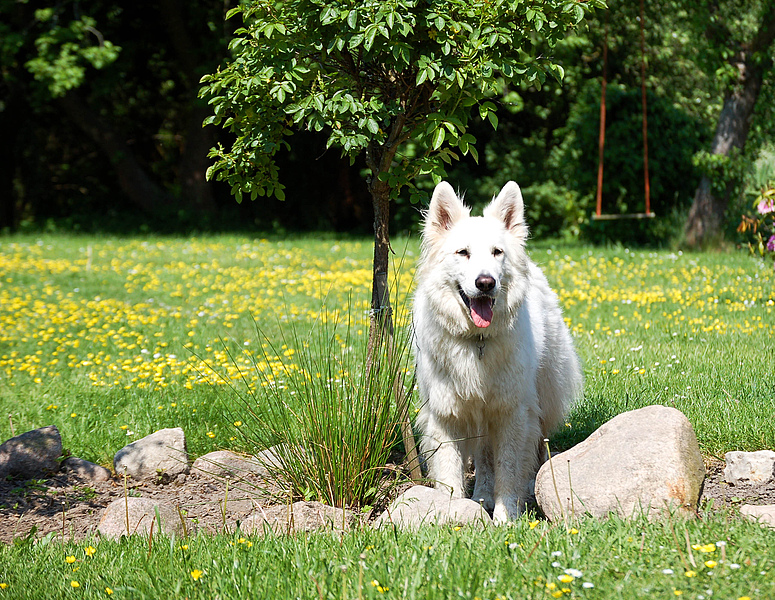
[61,457,112,482]
[192,450,268,480]
[239,501,353,536]
[740,504,775,528]
[0,425,62,480]
[373,485,492,530]
[724,450,775,485]
[113,427,189,482]
[98,497,186,539]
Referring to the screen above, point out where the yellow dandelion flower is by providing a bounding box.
[674,591,683,596]
[85,546,96,557]
[569,528,579,534]
[546,582,557,590]
[206,431,215,438]
[65,555,77,564]
[684,570,697,578]
[70,581,80,588]
[190,569,204,581]
[558,574,574,583]
[0,583,8,589]
[233,421,242,427]
[105,588,113,595]
[529,520,540,529]
[738,596,752,600]
[705,560,717,569]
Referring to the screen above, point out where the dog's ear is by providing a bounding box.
[425,181,469,234]
[485,181,526,234]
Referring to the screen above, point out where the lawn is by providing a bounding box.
[0,233,774,599]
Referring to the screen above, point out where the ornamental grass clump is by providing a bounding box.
[214,298,413,511]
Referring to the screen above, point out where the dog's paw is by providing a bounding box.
[492,499,523,524]
[473,495,495,514]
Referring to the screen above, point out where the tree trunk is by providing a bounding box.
[368,174,393,340]
[364,140,422,482]
[159,0,218,214]
[0,89,22,231]
[685,9,775,247]
[59,91,172,215]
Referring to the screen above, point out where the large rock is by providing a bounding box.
[372,485,492,530]
[113,428,189,482]
[239,501,354,536]
[535,406,705,521]
[98,497,186,539]
[0,425,62,479]
[724,451,775,485]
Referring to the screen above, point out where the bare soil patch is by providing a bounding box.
[3,458,774,543]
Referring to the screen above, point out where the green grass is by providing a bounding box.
[1,233,774,598]
[1,512,773,599]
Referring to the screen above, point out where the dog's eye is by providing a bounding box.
[456,248,470,258]
[492,247,504,257]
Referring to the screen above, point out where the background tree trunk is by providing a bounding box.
[684,10,775,247]
[59,91,172,215]
[160,0,218,214]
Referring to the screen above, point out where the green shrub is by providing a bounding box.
[213,304,413,510]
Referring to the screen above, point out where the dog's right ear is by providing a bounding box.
[425,181,469,236]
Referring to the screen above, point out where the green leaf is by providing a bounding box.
[487,111,498,129]
[431,127,445,150]
[347,10,358,28]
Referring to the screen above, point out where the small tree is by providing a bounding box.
[200,0,601,342]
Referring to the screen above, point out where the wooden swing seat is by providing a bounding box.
[592,212,655,221]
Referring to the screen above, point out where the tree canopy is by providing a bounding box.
[200,0,604,342]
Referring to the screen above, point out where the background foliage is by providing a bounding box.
[2,0,775,247]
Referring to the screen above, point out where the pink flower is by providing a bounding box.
[757,198,775,214]
[766,234,775,253]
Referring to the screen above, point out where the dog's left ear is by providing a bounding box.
[484,181,525,234]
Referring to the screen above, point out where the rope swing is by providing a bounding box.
[593,0,655,221]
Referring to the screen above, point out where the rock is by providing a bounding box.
[724,451,775,485]
[535,405,705,521]
[98,497,186,539]
[238,501,354,536]
[0,425,62,480]
[372,485,492,530]
[192,450,267,480]
[113,428,189,482]
[61,457,113,482]
[740,504,775,528]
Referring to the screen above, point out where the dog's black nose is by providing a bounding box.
[475,274,496,292]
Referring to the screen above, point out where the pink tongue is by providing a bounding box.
[470,297,493,328]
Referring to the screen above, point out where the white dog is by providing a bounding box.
[413,180,582,523]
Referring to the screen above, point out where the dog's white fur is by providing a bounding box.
[413,181,582,523]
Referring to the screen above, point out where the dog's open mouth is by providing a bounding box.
[458,287,495,328]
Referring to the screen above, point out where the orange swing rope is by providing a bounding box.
[593,0,655,221]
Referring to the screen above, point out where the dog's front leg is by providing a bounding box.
[422,413,466,498]
[491,408,541,524]
[471,436,495,512]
